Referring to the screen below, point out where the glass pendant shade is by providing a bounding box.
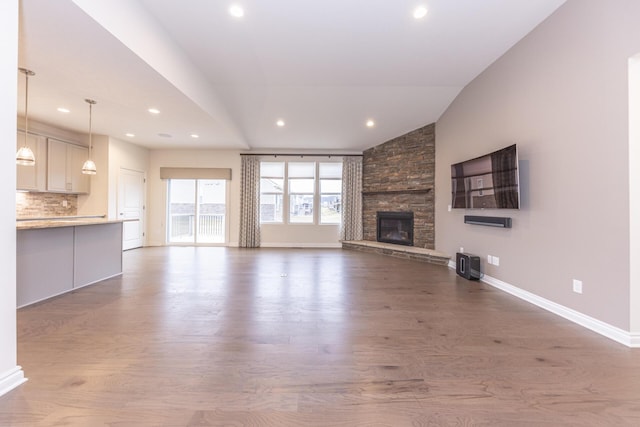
[16,146,36,166]
[82,159,97,175]
[17,68,36,166]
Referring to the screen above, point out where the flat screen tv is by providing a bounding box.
[451,144,520,209]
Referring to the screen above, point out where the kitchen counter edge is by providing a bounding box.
[17,218,132,230]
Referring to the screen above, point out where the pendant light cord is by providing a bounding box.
[88,101,92,158]
[85,98,96,159]
[22,69,32,148]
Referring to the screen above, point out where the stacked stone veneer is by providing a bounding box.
[16,192,78,218]
[362,123,435,249]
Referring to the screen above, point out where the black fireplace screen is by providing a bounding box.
[376,211,414,246]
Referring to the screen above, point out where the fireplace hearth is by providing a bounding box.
[376,211,414,246]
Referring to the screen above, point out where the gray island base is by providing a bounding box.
[17,220,123,308]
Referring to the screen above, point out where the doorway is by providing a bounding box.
[118,168,145,250]
[167,179,227,245]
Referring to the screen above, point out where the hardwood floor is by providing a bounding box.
[1,247,639,426]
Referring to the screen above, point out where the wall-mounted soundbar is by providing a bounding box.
[464,215,512,228]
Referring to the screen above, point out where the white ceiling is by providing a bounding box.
[17,0,566,152]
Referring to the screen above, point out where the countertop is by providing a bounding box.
[16,216,130,230]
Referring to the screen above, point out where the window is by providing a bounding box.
[260,162,284,223]
[319,163,342,224]
[288,162,315,223]
[260,161,342,225]
[167,179,227,244]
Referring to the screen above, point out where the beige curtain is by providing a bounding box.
[239,156,261,247]
[340,156,363,241]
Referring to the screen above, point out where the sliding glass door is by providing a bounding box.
[167,179,227,244]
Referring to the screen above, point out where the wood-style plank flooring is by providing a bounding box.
[1,247,640,426]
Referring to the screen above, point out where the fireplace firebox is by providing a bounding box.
[376,211,414,246]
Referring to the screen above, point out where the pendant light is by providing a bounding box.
[16,68,36,166]
[82,99,97,175]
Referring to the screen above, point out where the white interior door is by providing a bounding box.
[118,168,145,250]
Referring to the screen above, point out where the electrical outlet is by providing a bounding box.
[573,279,583,294]
[448,205,452,212]
[62,200,68,207]
[493,256,500,266]
[487,255,492,264]
[460,247,464,253]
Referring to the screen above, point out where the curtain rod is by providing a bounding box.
[240,153,363,157]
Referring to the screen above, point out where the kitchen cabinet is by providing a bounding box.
[16,131,47,191]
[47,138,90,194]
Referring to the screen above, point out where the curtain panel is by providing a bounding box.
[239,156,261,247]
[340,156,363,241]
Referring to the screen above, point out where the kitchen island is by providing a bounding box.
[17,217,124,308]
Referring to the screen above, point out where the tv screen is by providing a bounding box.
[451,144,520,209]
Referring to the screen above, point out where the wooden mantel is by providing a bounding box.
[362,188,432,196]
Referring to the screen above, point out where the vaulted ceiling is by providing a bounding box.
[17,0,566,151]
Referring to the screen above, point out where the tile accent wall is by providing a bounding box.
[362,123,435,249]
[16,192,78,218]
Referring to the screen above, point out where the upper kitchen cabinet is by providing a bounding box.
[47,138,90,194]
[16,131,47,192]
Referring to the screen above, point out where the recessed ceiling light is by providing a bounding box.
[57,107,70,113]
[191,134,200,139]
[413,6,428,19]
[366,119,375,128]
[148,108,160,114]
[276,119,285,127]
[229,4,244,18]
[125,133,135,138]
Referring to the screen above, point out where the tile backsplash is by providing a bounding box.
[16,192,78,218]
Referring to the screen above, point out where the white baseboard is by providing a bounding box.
[0,366,27,397]
[260,243,342,248]
[447,261,637,348]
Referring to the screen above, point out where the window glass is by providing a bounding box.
[260,162,285,223]
[320,162,342,224]
[289,178,314,193]
[260,178,284,193]
[290,195,314,223]
[168,180,196,243]
[259,161,343,225]
[320,180,342,193]
[288,162,315,223]
[197,180,226,243]
[320,194,341,224]
[168,179,227,244]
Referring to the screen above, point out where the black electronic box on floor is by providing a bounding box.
[456,253,481,280]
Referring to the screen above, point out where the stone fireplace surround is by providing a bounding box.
[362,123,435,249]
[342,123,449,265]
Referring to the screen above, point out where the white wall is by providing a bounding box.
[0,0,26,396]
[147,149,241,246]
[629,55,640,333]
[261,224,341,247]
[436,0,640,331]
